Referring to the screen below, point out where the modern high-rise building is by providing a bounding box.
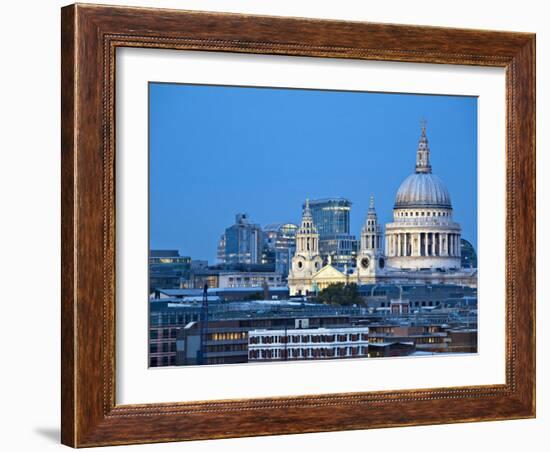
[262,223,298,278]
[306,198,357,267]
[218,213,263,265]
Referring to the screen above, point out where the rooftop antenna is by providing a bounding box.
[197,283,209,365]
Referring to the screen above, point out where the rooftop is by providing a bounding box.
[150,249,181,257]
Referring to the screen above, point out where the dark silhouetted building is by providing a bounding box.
[149,250,191,291]
[460,239,478,269]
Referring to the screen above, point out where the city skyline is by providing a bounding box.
[149,83,477,263]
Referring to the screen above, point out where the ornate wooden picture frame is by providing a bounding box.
[61,3,535,447]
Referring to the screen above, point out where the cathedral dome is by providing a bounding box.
[394,173,451,209]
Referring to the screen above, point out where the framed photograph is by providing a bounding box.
[61,3,535,447]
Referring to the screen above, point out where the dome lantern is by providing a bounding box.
[415,119,432,174]
[394,122,452,209]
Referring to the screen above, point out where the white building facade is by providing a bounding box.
[218,272,283,288]
[385,124,462,270]
[248,326,369,361]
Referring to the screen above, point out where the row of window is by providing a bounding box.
[249,333,368,345]
[150,313,200,326]
[149,342,176,353]
[210,332,247,341]
[149,328,179,339]
[378,300,441,307]
[249,346,368,359]
[370,326,441,334]
[150,356,176,367]
[227,276,280,282]
[319,239,356,251]
[369,337,442,344]
[206,343,248,353]
[416,337,442,344]
[397,210,450,218]
[371,327,395,334]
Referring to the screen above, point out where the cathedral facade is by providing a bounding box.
[288,125,477,296]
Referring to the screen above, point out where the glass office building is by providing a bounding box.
[220,213,263,265]
[262,223,298,278]
[306,198,357,267]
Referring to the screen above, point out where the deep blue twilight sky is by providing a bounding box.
[149,83,477,263]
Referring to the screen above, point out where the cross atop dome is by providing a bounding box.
[415,119,432,174]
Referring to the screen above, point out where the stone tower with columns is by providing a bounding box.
[356,195,386,279]
[288,199,324,296]
[361,195,382,253]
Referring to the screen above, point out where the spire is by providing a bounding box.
[367,195,378,220]
[298,197,316,234]
[302,197,313,219]
[368,195,375,213]
[415,119,432,174]
[421,118,427,135]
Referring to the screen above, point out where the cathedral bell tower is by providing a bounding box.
[288,199,323,296]
[357,196,385,279]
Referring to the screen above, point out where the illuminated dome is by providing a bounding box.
[384,123,462,272]
[394,173,451,209]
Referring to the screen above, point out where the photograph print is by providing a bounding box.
[148,83,478,368]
